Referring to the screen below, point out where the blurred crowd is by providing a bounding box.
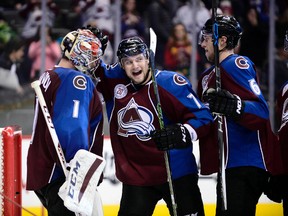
[0,0,287,109]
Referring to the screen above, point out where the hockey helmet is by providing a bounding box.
[61,29,103,74]
[117,37,149,64]
[200,15,242,49]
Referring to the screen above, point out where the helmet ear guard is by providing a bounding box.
[61,31,77,57]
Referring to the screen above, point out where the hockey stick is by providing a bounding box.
[0,191,37,216]
[31,80,68,176]
[212,0,227,211]
[31,80,79,215]
[149,28,177,216]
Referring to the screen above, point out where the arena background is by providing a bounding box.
[0,0,286,214]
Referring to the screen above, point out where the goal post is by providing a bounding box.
[0,125,22,216]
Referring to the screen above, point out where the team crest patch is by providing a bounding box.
[114,84,128,99]
[248,79,261,95]
[235,56,249,69]
[117,98,155,141]
[173,74,187,86]
[202,74,209,93]
[73,75,87,90]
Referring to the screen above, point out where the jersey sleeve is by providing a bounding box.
[156,71,214,139]
[221,56,270,130]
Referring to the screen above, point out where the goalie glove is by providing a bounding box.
[203,88,245,120]
[150,123,192,151]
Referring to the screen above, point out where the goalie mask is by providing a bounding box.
[199,15,242,49]
[61,29,103,74]
[117,37,149,66]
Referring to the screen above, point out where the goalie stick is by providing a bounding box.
[149,28,178,216]
[212,0,227,211]
[31,80,68,176]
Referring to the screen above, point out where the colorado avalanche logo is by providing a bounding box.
[173,74,187,86]
[235,56,249,69]
[73,75,87,90]
[117,98,155,141]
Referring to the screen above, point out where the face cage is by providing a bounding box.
[74,56,101,77]
[284,30,288,52]
[70,36,102,77]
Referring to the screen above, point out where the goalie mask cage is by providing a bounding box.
[0,125,22,216]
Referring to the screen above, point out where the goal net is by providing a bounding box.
[0,125,22,216]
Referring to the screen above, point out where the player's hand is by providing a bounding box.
[150,124,192,151]
[85,25,108,53]
[203,88,244,120]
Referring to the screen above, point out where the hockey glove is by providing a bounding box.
[150,124,192,151]
[85,25,108,53]
[203,88,245,120]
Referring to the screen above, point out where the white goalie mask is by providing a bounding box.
[61,29,103,75]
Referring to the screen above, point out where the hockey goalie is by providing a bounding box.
[27,27,108,215]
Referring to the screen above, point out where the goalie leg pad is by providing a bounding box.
[58,150,106,216]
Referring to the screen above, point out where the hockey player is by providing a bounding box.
[26,28,105,215]
[91,28,214,215]
[275,29,288,216]
[197,15,281,216]
[275,81,288,216]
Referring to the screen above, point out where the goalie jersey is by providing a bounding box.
[26,67,104,190]
[197,54,281,175]
[95,61,213,186]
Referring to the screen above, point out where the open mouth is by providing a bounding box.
[132,71,142,76]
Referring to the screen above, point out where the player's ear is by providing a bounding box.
[119,60,125,69]
[224,36,228,43]
[219,36,227,48]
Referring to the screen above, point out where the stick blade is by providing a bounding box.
[31,80,41,89]
[149,28,157,55]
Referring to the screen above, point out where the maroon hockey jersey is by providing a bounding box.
[276,81,288,174]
